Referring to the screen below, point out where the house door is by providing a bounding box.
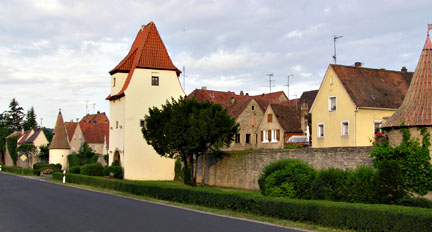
[113,151,121,166]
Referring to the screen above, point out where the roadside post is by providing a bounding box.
[63,170,66,184]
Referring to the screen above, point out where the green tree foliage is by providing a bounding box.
[22,106,38,130]
[78,142,95,162]
[142,97,239,186]
[6,136,18,165]
[6,98,24,131]
[370,127,432,195]
[38,144,49,162]
[42,127,53,143]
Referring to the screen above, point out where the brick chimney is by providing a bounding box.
[354,62,362,68]
[240,91,244,96]
[401,66,407,72]
[201,86,207,90]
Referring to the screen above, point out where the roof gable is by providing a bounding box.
[64,122,78,142]
[297,90,318,109]
[271,104,302,133]
[49,112,70,149]
[79,122,109,144]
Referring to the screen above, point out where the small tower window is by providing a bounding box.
[152,76,159,86]
[140,120,145,127]
[268,114,273,123]
[113,77,116,87]
[252,105,255,110]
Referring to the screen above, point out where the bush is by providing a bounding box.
[2,166,34,175]
[68,154,81,167]
[52,172,432,232]
[311,168,349,201]
[284,144,303,149]
[345,166,377,203]
[69,166,81,174]
[174,159,183,181]
[258,159,298,194]
[92,154,100,163]
[260,159,316,199]
[398,196,432,208]
[375,160,406,204]
[111,159,120,166]
[81,163,104,176]
[103,166,123,179]
[104,155,108,164]
[32,163,60,175]
[6,136,18,165]
[33,162,49,170]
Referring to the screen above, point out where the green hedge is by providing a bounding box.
[52,172,432,232]
[2,166,34,175]
[81,163,104,176]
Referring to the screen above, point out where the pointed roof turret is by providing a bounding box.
[384,25,432,128]
[49,111,70,149]
[107,22,181,101]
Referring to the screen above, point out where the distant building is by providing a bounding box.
[297,90,318,143]
[310,63,413,148]
[106,22,184,180]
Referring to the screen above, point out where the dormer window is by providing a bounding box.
[210,93,215,98]
[152,76,159,86]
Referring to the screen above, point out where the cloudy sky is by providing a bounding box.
[1,0,431,127]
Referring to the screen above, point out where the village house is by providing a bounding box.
[257,104,303,149]
[296,89,318,142]
[310,63,413,148]
[106,22,184,180]
[4,128,49,168]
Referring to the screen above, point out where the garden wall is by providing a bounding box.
[197,146,373,190]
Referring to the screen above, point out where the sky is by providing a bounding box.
[1,0,431,128]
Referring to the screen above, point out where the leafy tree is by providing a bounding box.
[6,98,24,131]
[23,106,38,130]
[78,142,95,164]
[42,127,53,143]
[142,97,239,186]
[16,144,37,166]
[371,127,432,195]
[38,144,49,162]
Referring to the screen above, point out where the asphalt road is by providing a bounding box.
[0,173,304,232]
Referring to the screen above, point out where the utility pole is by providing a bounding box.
[266,73,274,93]
[333,35,343,64]
[284,74,294,100]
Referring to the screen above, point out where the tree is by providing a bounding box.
[42,127,53,143]
[142,97,239,186]
[78,142,95,164]
[23,106,37,130]
[6,98,24,131]
[38,144,49,162]
[16,144,37,167]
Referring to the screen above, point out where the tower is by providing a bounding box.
[106,22,184,180]
[49,111,70,169]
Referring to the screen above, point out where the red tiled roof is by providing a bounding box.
[79,122,109,144]
[107,22,181,101]
[271,104,303,133]
[80,112,109,124]
[49,112,70,149]
[384,33,432,127]
[331,64,413,109]
[297,90,318,109]
[64,122,78,142]
[227,98,253,119]
[253,91,288,104]
[17,130,33,145]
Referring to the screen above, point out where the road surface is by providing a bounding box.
[0,173,305,232]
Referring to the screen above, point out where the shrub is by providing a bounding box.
[375,160,406,204]
[103,166,123,179]
[92,154,100,163]
[111,159,120,166]
[174,159,183,181]
[33,162,49,171]
[284,144,303,149]
[32,163,60,175]
[311,168,349,201]
[259,159,297,194]
[261,159,316,199]
[345,166,377,203]
[6,136,18,165]
[2,166,34,175]
[52,172,432,232]
[104,154,108,164]
[68,154,81,167]
[69,166,81,174]
[398,196,432,208]
[81,163,104,176]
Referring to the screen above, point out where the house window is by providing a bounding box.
[318,123,324,138]
[152,76,159,86]
[113,77,116,87]
[235,134,240,143]
[140,120,145,127]
[374,121,382,134]
[271,130,278,143]
[330,76,333,85]
[262,130,269,143]
[252,105,255,111]
[341,121,349,136]
[245,134,251,144]
[268,114,273,123]
[328,96,336,112]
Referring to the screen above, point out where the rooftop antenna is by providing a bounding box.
[333,35,343,64]
[284,74,294,100]
[266,73,275,93]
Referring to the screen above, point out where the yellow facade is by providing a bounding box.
[109,69,184,180]
[49,149,70,169]
[311,66,396,148]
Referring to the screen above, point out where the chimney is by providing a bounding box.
[401,66,407,72]
[201,86,207,90]
[97,111,100,114]
[240,91,244,96]
[354,62,362,68]
[245,93,249,96]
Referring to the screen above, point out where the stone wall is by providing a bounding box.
[197,146,373,190]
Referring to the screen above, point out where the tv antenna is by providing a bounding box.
[333,35,343,64]
[284,74,294,100]
[266,73,275,93]
[92,103,96,114]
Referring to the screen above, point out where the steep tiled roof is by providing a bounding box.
[79,122,109,144]
[64,122,78,142]
[227,98,252,119]
[188,89,238,108]
[81,112,109,124]
[384,33,432,127]
[49,112,70,149]
[107,22,181,101]
[332,64,413,109]
[17,130,33,145]
[297,90,318,109]
[6,131,22,139]
[254,91,288,104]
[25,129,43,144]
[271,104,303,133]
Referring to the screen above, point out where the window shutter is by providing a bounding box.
[268,114,272,122]
[268,130,272,141]
[277,129,280,141]
[260,131,263,142]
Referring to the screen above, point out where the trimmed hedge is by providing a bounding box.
[2,166,34,175]
[32,163,61,176]
[52,172,432,232]
[103,166,123,179]
[81,163,104,176]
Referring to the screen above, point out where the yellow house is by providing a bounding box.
[310,63,412,148]
[106,22,184,180]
